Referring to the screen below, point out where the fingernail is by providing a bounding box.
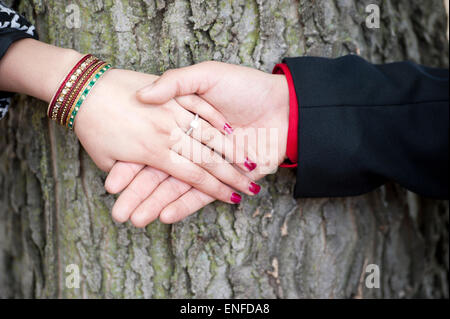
[244,158,257,172]
[224,123,233,135]
[249,182,261,195]
[231,192,242,204]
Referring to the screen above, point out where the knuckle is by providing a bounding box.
[201,160,217,171]
[141,169,161,188]
[142,145,159,163]
[231,170,247,187]
[203,127,220,144]
[201,148,219,168]
[141,138,157,155]
[127,186,146,203]
[125,162,144,176]
[154,119,173,136]
[167,178,190,195]
[185,168,207,186]
[169,127,185,149]
[215,184,231,201]
[202,130,215,144]
[190,190,209,207]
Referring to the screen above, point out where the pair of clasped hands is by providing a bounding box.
[74,61,290,227]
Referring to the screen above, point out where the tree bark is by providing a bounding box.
[0,0,448,299]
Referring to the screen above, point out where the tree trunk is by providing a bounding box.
[0,0,448,299]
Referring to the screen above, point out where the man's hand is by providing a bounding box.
[105,61,290,226]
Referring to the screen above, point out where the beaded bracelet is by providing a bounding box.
[47,54,112,130]
[67,63,112,130]
[60,60,104,126]
[56,57,100,124]
[49,55,98,122]
[47,54,94,119]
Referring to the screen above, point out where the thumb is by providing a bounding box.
[136,64,210,104]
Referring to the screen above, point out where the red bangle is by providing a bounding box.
[57,58,100,124]
[47,54,92,118]
[52,55,97,122]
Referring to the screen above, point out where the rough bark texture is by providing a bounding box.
[0,0,448,299]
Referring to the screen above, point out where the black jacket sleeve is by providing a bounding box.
[284,55,449,199]
[0,2,38,119]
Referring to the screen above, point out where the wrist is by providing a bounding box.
[0,38,83,102]
[45,49,85,103]
[271,73,290,165]
[47,56,111,130]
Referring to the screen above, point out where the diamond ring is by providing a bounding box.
[186,113,199,136]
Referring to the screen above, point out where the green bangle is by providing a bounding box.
[67,64,112,130]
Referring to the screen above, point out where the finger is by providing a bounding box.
[111,166,168,223]
[159,189,215,224]
[155,150,242,205]
[194,117,258,173]
[130,177,192,228]
[176,108,258,173]
[105,161,145,194]
[175,94,233,135]
[172,133,261,197]
[136,62,218,104]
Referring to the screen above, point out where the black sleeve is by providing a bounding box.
[0,2,38,119]
[284,55,449,199]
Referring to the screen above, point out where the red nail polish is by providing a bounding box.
[249,182,261,195]
[224,123,233,135]
[244,158,257,171]
[231,192,242,204]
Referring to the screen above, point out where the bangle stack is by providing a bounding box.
[47,54,112,130]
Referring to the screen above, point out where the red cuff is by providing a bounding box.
[273,63,298,168]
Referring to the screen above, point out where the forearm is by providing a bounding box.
[0,38,83,103]
[285,55,449,199]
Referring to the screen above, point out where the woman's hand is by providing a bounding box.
[105,62,290,226]
[74,68,261,204]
